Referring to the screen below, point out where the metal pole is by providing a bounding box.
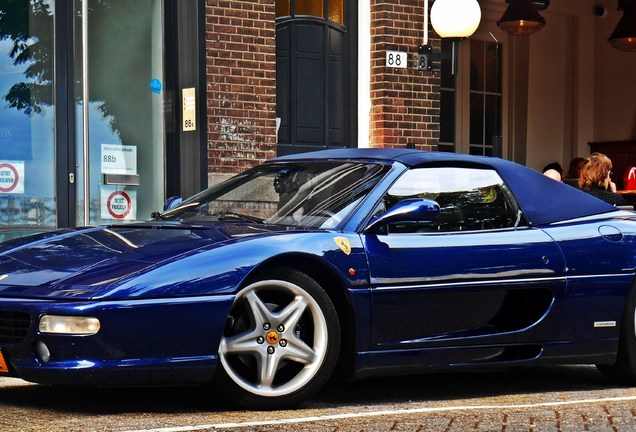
[424,0,429,45]
[82,0,90,226]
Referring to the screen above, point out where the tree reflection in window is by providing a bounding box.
[0,0,54,115]
[0,0,142,137]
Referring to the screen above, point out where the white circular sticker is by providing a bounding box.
[0,163,19,193]
[106,191,132,219]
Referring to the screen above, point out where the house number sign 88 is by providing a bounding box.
[385,51,407,69]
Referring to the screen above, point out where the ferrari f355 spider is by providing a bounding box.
[0,148,635,408]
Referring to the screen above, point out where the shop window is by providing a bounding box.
[0,1,56,231]
[275,0,349,155]
[440,38,503,157]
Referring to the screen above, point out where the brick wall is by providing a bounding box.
[205,0,278,178]
[204,0,440,181]
[369,0,440,150]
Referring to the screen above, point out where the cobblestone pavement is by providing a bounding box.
[212,399,636,431]
[2,365,636,431]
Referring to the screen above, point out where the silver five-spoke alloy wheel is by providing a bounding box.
[218,276,335,400]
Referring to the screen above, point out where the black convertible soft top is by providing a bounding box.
[272,148,617,226]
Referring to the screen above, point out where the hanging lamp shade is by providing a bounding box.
[497,0,546,36]
[431,0,482,40]
[608,0,636,51]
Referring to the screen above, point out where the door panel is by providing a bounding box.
[296,23,324,144]
[275,0,352,155]
[363,165,566,350]
[365,229,565,349]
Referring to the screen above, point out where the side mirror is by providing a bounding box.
[365,198,440,233]
[163,196,183,211]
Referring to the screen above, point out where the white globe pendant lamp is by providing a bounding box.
[431,0,482,39]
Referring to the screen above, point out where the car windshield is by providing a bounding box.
[160,161,391,229]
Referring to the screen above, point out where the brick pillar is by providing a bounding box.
[370,0,440,150]
[205,0,277,180]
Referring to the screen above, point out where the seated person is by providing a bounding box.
[578,153,629,207]
[543,169,561,182]
[564,157,586,187]
[542,162,564,180]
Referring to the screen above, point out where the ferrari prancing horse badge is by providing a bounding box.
[334,237,352,255]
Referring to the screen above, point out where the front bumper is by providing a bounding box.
[0,295,234,386]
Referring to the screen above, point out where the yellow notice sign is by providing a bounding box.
[182,87,196,131]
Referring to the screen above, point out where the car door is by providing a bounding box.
[363,166,566,356]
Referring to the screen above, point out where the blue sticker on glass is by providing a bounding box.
[149,79,162,94]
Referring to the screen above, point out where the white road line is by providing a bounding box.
[123,394,636,432]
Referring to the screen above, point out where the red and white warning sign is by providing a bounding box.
[0,161,25,194]
[101,187,136,220]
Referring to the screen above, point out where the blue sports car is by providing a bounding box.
[0,148,635,408]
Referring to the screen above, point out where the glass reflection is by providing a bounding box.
[74,0,165,226]
[0,0,56,232]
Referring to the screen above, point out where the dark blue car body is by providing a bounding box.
[0,148,635,407]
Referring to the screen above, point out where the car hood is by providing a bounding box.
[0,221,293,299]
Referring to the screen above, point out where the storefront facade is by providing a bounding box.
[1,0,635,236]
[0,0,205,236]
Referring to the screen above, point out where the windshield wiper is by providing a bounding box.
[214,211,266,224]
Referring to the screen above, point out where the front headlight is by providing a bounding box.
[39,315,101,335]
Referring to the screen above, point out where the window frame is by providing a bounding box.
[380,166,523,234]
[439,28,509,158]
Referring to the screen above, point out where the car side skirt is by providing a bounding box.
[352,339,618,379]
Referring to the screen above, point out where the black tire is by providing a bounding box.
[597,282,636,383]
[214,268,341,409]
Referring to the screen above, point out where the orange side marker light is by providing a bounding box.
[0,352,10,373]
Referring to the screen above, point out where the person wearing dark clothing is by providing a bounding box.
[567,157,586,179]
[578,152,629,207]
[583,186,629,206]
[564,157,586,187]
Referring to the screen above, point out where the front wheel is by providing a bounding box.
[597,283,636,383]
[215,269,340,409]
